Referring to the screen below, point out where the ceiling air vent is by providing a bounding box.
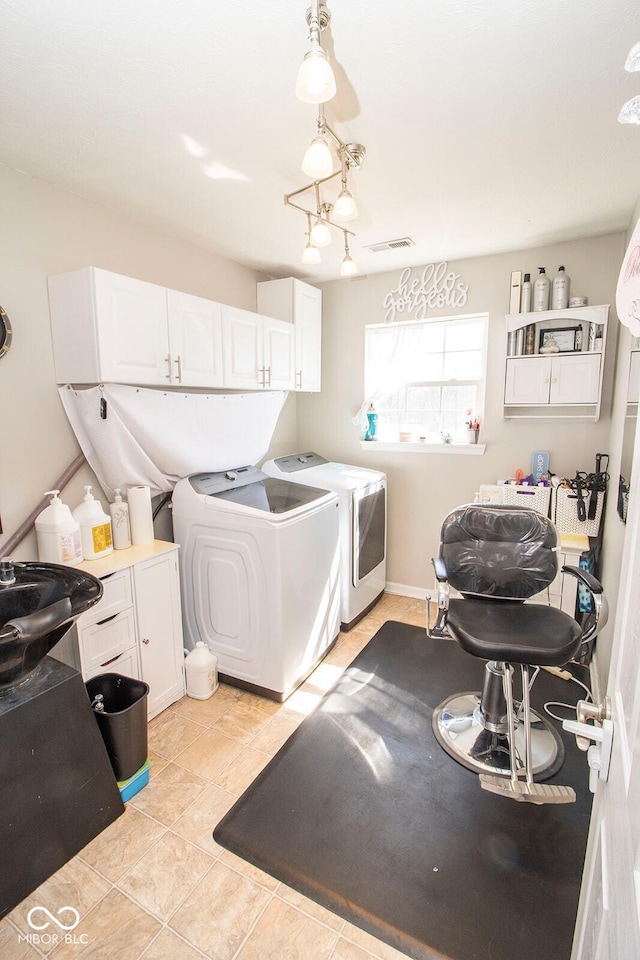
[365,237,415,253]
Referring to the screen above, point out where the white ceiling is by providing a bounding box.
[1,0,640,282]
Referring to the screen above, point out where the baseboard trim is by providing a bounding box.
[385,582,428,600]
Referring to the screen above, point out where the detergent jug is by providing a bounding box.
[184,643,218,700]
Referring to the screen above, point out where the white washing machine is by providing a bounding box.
[262,453,386,630]
[172,465,340,701]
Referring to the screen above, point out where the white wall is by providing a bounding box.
[0,165,297,559]
[298,233,626,599]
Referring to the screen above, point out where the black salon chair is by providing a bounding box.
[426,504,608,804]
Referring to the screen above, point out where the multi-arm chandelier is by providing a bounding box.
[285,0,365,277]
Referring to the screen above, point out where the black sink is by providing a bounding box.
[0,561,102,689]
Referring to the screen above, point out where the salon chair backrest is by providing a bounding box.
[440,504,558,601]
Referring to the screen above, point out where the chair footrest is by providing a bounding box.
[479,774,576,805]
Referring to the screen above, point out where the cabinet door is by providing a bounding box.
[221,305,262,388]
[167,289,223,387]
[262,315,295,390]
[293,281,322,391]
[134,551,185,719]
[549,353,601,404]
[93,269,170,384]
[504,356,552,404]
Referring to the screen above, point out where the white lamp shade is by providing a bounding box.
[310,218,332,247]
[619,96,640,124]
[302,136,334,179]
[333,188,358,222]
[625,41,640,72]
[296,50,337,103]
[302,241,322,264]
[340,254,358,277]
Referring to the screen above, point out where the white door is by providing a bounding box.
[167,289,223,387]
[221,305,262,389]
[294,280,322,392]
[134,552,184,720]
[504,356,552,404]
[550,354,601,405]
[571,410,640,959]
[94,269,170,384]
[262,315,295,390]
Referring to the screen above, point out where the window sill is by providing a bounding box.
[359,440,486,455]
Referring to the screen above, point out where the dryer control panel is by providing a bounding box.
[271,452,328,473]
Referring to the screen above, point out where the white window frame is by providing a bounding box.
[362,313,489,447]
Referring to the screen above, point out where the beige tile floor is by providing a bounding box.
[0,594,426,960]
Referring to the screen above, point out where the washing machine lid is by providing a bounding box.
[265,454,386,492]
[188,466,333,515]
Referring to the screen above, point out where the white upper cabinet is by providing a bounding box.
[221,305,295,390]
[167,289,223,387]
[48,267,288,391]
[503,303,609,420]
[257,277,322,392]
[49,267,170,384]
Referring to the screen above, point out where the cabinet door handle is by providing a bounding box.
[258,367,265,387]
[96,613,118,627]
[165,355,172,380]
[174,355,182,382]
[265,366,271,387]
[142,637,150,645]
[296,370,302,389]
[552,378,558,383]
[543,378,550,384]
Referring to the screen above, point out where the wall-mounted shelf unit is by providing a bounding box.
[503,304,609,421]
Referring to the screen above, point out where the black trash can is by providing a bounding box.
[86,673,149,781]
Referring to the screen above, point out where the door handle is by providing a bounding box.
[165,355,171,380]
[265,366,271,387]
[174,355,182,382]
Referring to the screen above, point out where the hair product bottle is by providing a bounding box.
[521,273,532,313]
[552,266,570,310]
[533,267,550,312]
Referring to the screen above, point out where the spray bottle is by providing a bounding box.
[109,489,131,550]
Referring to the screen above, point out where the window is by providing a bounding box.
[364,314,488,442]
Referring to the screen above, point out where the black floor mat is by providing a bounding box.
[214,621,592,960]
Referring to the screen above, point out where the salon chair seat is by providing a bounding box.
[427,504,608,805]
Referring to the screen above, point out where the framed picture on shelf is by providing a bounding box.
[538,325,580,353]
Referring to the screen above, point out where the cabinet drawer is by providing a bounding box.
[84,645,141,683]
[81,568,133,626]
[79,608,137,673]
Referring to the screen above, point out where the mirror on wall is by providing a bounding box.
[619,339,640,522]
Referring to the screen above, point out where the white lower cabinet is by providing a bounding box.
[505,353,601,406]
[74,542,185,720]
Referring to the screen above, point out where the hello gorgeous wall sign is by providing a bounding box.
[382,263,469,323]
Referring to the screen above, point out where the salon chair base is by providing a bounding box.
[432,691,565,780]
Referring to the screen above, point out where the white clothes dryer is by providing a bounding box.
[172,465,340,701]
[261,453,386,630]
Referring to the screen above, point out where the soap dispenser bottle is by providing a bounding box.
[109,489,131,550]
[365,403,378,441]
[73,485,113,560]
[533,267,550,311]
[35,490,83,565]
